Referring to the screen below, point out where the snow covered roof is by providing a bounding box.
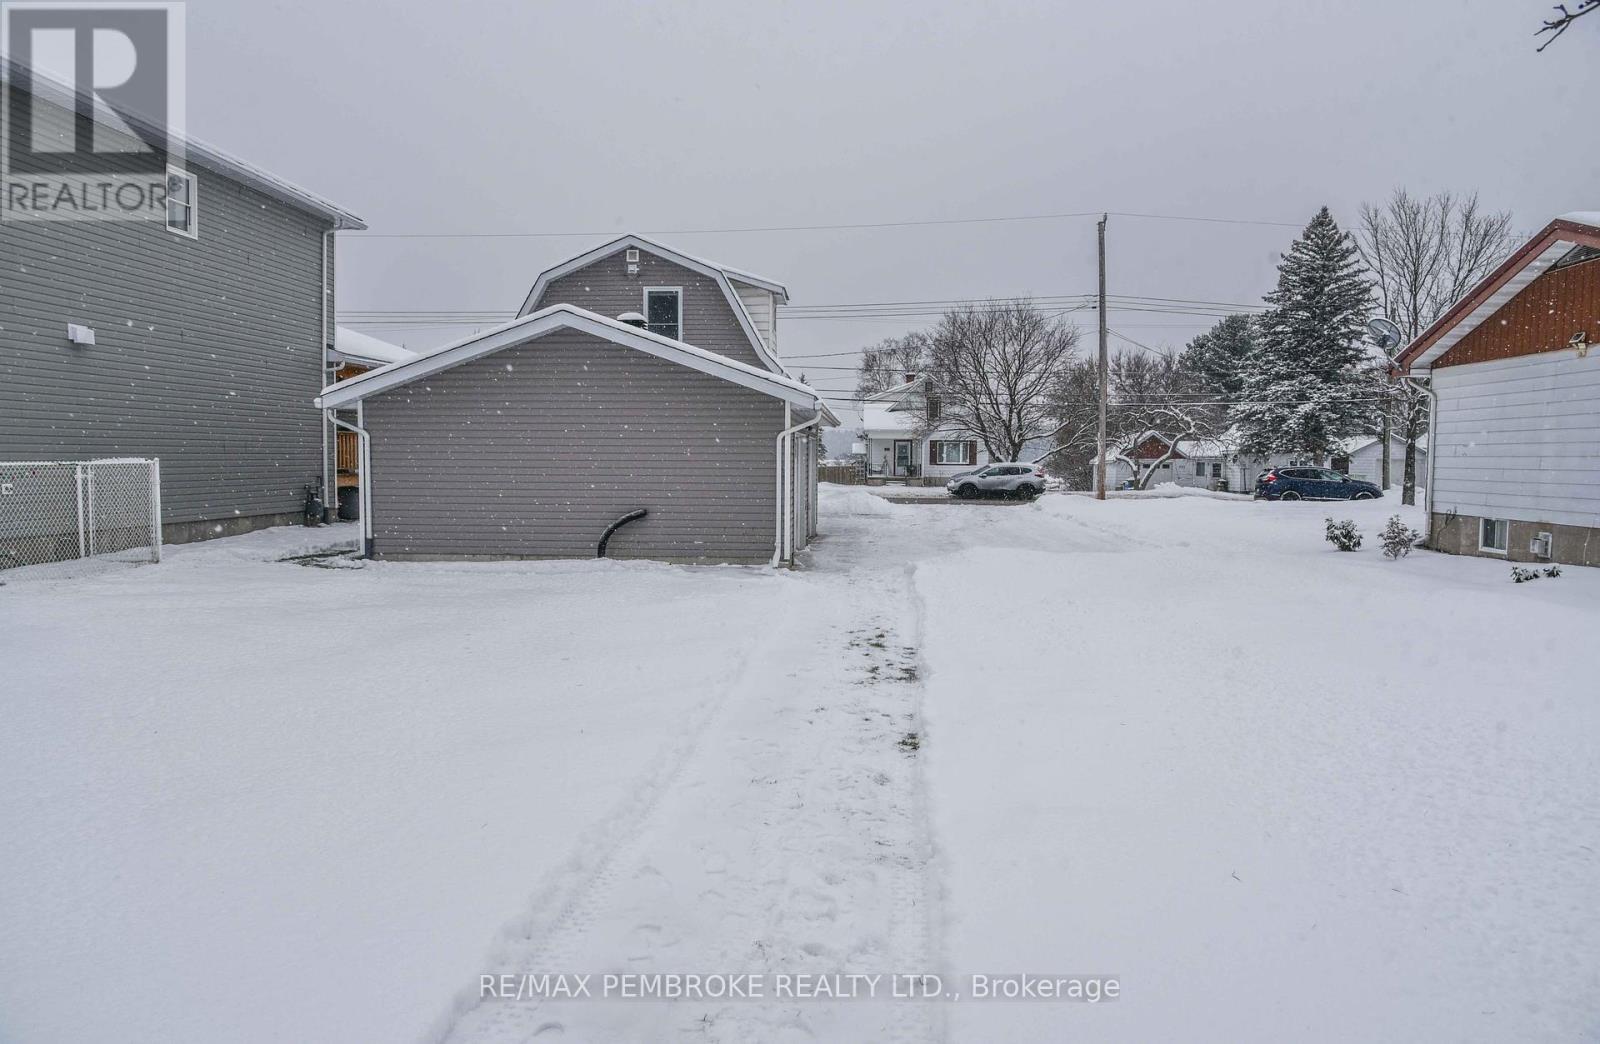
[861,376,927,404]
[332,327,415,368]
[1334,434,1428,456]
[316,304,823,412]
[1092,431,1238,463]
[4,62,366,230]
[861,400,920,435]
[514,234,789,375]
[1395,214,1600,373]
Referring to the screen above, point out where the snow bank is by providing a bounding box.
[820,486,908,517]
[918,512,1600,1040]
[0,534,789,1044]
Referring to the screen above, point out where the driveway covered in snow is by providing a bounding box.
[2,489,1596,1042]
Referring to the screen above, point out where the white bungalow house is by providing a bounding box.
[860,376,997,482]
[1094,432,1293,492]
[1331,434,1427,490]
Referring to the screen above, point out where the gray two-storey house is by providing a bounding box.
[317,235,834,565]
[1,66,365,545]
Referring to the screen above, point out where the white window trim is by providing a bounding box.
[1479,517,1509,555]
[165,165,198,239]
[643,286,682,341]
[935,440,969,465]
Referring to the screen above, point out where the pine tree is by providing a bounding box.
[1234,207,1375,461]
[1181,313,1258,398]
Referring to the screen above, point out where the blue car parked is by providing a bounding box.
[1254,466,1382,501]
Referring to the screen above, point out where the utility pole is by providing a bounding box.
[1095,214,1109,500]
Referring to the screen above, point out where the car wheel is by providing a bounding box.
[957,483,977,498]
[1352,491,1374,501]
[1019,484,1040,500]
[1279,490,1302,501]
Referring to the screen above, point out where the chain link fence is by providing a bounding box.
[0,459,162,571]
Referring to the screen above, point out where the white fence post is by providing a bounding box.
[85,463,96,558]
[74,463,87,559]
[148,458,162,563]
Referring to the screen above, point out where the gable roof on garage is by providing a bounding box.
[515,234,788,375]
[315,303,823,411]
[1393,213,1600,373]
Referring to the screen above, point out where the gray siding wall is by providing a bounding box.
[532,249,768,371]
[364,330,783,562]
[0,90,332,535]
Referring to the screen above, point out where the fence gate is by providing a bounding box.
[0,458,162,571]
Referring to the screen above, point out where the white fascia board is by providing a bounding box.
[516,234,787,374]
[1411,241,1571,371]
[316,304,816,410]
[724,268,790,304]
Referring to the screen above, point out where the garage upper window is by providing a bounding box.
[166,167,197,238]
[644,288,681,340]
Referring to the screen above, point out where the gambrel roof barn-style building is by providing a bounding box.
[320,235,836,565]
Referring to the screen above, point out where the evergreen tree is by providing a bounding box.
[1180,313,1258,398]
[1233,207,1375,461]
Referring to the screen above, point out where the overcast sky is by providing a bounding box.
[188,0,1598,426]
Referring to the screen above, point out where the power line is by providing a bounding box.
[331,208,1318,240]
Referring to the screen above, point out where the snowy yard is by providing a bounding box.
[2,490,1596,1042]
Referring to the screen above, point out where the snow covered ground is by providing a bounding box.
[2,490,1596,1042]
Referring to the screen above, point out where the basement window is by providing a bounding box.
[644,288,681,340]
[165,167,197,238]
[1480,518,1509,554]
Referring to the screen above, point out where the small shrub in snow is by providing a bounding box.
[1511,566,1540,584]
[1545,564,1563,578]
[1324,518,1362,552]
[1379,515,1422,560]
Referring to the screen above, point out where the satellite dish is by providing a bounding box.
[1367,317,1403,351]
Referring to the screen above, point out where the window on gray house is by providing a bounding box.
[166,168,197,237]
[645,288,682,340]
[1195,463,1206,476]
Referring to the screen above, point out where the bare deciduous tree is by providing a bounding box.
[853,332,932,400]
[913,300,1082,461]
[1105,350,1226,491]
[1356,190,1515,504]
[1036,359,1101,486]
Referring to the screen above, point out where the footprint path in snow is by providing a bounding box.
[437,567,942,1044]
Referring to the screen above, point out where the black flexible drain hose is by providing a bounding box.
[597,509,648,558]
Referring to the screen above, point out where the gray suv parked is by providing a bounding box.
[946,463,1048,499]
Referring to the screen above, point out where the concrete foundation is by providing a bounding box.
[163,511,307,546]
[1430,512,1600,568]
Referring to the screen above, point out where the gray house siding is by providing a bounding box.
[0,89,334,542]
[363,329,783,563]
[531,249,768,371]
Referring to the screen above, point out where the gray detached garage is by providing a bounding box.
[316,305,825,565]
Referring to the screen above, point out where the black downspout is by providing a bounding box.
[597,509,648,558]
